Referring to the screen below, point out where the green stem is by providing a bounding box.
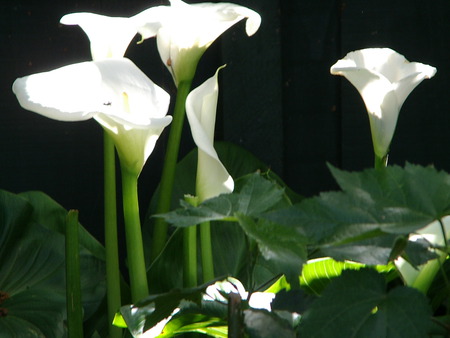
[183,225,198,287]
[183,195,198,287]
[412,253,447,294]
[121,166,149,302]
[65,210,83,338]
[200,221,214,282]
[374,153,388,169]
[103,133,122,338]
[151,80,193,260]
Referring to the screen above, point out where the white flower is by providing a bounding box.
[330,48,436,159]
[204,277,275,311]
[185,67,234,201]
[135,0,261,85]
[12,58,171,175]
[396,216,450,286]
[60,12,139,60]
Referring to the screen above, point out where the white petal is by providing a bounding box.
[177,1,261,48]
[61,12,137,60]
[13,58,171,174]
[186,67,234,201]
[95,113,171,175]
[330,48,436,158]
[13,61,104,121]
[396,216,450,285]
[135,1,260,85]
[393,64,437,108]
[133,7,168,40]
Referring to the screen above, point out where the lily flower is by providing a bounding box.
[135,0,261,86]
[185,67,234,201]
[12,58,171,175]
[330,48,436,162]
[396,216,450,292]
[60,12,138,60]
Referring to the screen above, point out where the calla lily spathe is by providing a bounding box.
[396,216,450,287]
[60,12,138,60]
[330,48,436,159]
[185,67,234,201]
[12,58,172,175]
[135,0,261,85]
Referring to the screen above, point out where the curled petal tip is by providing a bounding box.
[245,11,262,36]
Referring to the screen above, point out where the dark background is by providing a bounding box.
[1,0,449,242]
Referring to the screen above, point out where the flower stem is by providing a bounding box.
[121,166,149,302]
[374,153,388,169]
[200,221,215,282]
[151,80,192,260]
[103,133,122,338]
[183,195,198,287]
[65,209,83,338]
[412,254,447,294]
[183,225,198,287]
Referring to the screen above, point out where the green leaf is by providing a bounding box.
[120,281,216,336]
[0,229,66,338]
[159,313,227,337]
[0,189,106,336]
[236,215,307,286]
[144,142,297,293]
[330,163,450,220]
[299,269,433,338]
[19,191,105,261]
[244,309,296,338]
[300,257,395,295]
[1,289,66,337]
[261,164,450,265]
[0,190,33,260]
[329,163,450,234]
[158,172,287,227]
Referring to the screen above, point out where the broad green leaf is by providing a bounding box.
[145,141,301,219]
[158,172,287,227]
[261,164,450,265]
[19,191,105,261]
[144,142,296,293]
[271,289,316,314]
[121,281,215,336]
[319,235,399,266]
[329,163,450,234]
[0,230,66,338]
[236,214,307,286]
[0,189,106,336]
[0,190,32,260]
[299,269,432,338]
[244,309,296,338]
[300,257,395,295]
[0,289,66,338]
[159,313,226,337]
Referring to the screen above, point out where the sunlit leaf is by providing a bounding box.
[121,281,216,336]
[299,269,432,337]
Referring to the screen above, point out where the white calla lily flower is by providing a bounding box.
[135,0,261,85]
[60,12,138,60]
[186,67,233,201]
[12,58,171,175]
[330,48,436,160]
[396,216,450,288]
[204,277,275,311]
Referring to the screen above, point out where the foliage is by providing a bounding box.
[0,190,106,337]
